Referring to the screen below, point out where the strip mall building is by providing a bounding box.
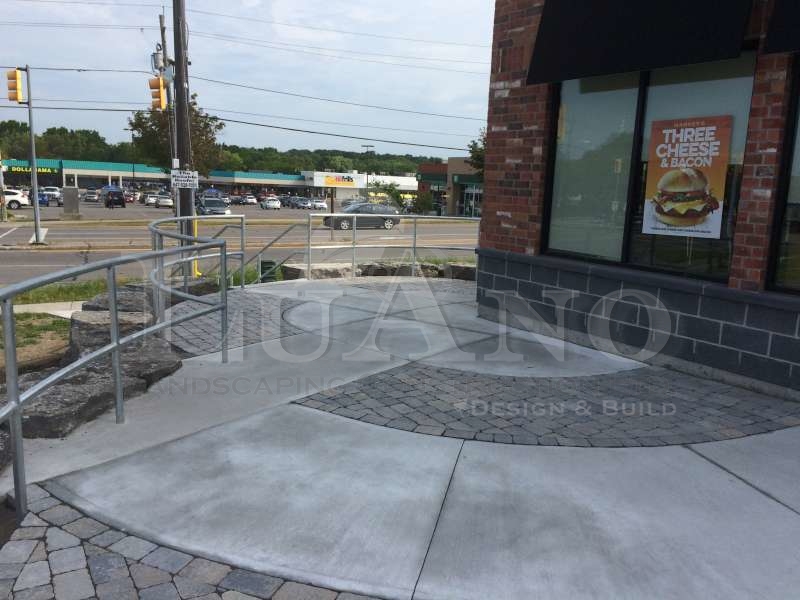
[478,0,800,394]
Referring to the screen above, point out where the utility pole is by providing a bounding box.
[362,144,374,202]
[26,66,43,244]
[0,151,6,223]
[172,0,193,233]
[159,13,178,164]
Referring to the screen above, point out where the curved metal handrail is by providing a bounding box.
[1,214,245,522]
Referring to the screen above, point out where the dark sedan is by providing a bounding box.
[323,203,401,230]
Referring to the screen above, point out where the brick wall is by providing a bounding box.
[730,50,795,290]
[480,0,551,255]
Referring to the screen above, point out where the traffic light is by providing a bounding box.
[6,69,24,104]
[148,76,166,111]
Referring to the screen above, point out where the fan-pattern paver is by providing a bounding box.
[295,363,800,447]
[0,485,382,600]
[167,291,305,356]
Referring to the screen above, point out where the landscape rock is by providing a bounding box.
[443,263,476,281]
[82,288,153,314]
[63,311,155,364]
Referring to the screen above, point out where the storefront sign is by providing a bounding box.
[10,166,59,175]
[323,175,355,187]
[643,115,732,239]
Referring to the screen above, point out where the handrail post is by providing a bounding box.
[306,214,313,281]
[240,216,246,289]
[257,252,262,284]
[154,234,165,323]
[106,266,124,424]
[219,241,229,364]
[412,217,418,277]
[352,215,357,279]
[3,299,27,522]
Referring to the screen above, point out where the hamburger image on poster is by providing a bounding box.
[643,116,732,239]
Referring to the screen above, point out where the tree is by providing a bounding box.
[0,121,31,160]
[411,191,434,215]
[368,181,403,208]
[218,148,245,172]
[467,128,486,179]
[127,95,224,176]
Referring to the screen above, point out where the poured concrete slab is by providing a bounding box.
[281,301,376,333]
[0,333,407,496]
[316,317,492,361]
[420,331,642,377]
[415,442,800,600]
[49,405,462,600]
[689,427,800,513]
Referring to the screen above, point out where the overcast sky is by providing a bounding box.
[2,0,493,158]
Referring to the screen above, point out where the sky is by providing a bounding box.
[1,0,493,159]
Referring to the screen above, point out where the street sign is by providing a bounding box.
[171,169,199,189]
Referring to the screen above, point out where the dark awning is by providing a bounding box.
[764,0,800,54]
[527,0,754,84]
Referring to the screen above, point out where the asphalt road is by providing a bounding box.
[0,204,479,285]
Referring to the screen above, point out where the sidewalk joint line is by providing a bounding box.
[685,445,800,519]
[412,439,465,599]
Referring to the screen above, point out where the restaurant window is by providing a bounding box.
[774,94,800,291]
[547,73,639,260]
[546,54,756,279]
[628,53,756,279]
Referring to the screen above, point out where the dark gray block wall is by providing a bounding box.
[476,248,800,393]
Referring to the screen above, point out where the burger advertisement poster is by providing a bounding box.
[643,115,733,239]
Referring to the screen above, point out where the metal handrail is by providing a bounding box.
[304,212,479,280]
[1,215,242,522]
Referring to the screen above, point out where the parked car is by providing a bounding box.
[99,186,126,208]
[294,197,312,209]
[156,193,174,209]
[242,194,258,205]
[41,186,62,206]
[279,195,292,207]
[144,193,160,206]
[2,189,29,210]
[311,199,328,210]
[323,203,400,230]
[260,197,281,210]
[83,188,99,202]
[196,198,231,215]
[228,195,243,205]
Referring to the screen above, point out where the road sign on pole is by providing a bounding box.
[170,169,199,189]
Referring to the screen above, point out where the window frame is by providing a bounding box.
[767,57,800,294]
[542,56,756,284]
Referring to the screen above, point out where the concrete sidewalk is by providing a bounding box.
[3,278,800,599]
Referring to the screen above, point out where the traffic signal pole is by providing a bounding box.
[159,13,178,164]
[25,66,43,245]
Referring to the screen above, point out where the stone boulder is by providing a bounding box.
[82,288,153,314]
[443,263,476,281]
[63,311,155,364]
[0,336,182,439]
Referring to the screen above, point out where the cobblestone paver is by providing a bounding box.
[0,485,383,600]
[295,363,800,447]
[167,291,305,356]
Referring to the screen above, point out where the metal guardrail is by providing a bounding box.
[1,214,244,521]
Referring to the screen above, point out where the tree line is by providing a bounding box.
[0,107,442,177]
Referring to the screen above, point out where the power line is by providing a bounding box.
[212,116,468,151]
[1,21,158,30]
[192,76,485,122]
[188,7,490,49]
[33,98,477,137]
[0,22,488,75]
[0,105,471,150]
[189,32,487,75]
[7,0,490,48]
[188,31,489,65]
